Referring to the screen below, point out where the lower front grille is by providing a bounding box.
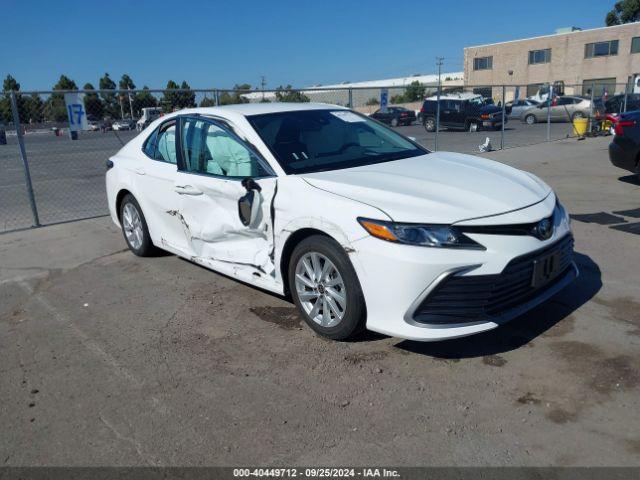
[413,235,574,325]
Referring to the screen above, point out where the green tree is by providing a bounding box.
[44,75,78,122]
[404,80,426,102]
[274,85,309,103]
[118,75,137,118]
[24,93,44,123]
[218,83,251,105]
[199,96,216,107]
[133,86,158,117]
[99,73,118,118]
[118,74,136,90]
[83,82,104,119]
[3,74,19,92]
[160,80,181,112]
[178,80,196,109]
[0,74,21,123]
[606,0,640,25]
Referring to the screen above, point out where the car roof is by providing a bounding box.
[181,102,347,117]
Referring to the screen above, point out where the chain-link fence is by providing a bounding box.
[0,81,634,233]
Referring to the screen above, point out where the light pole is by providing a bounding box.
[434,57,444,151]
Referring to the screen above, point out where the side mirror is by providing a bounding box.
[238,178,262,227]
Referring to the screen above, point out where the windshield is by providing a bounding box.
[247,109,427,174]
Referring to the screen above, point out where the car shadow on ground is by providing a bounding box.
[618,174,640,186]
[393,251,601,359]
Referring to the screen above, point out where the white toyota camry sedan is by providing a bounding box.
[106,103,577,341]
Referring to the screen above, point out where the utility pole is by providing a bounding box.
[435,57,444,151]
[260,75,267,101]
[128,87,134,119]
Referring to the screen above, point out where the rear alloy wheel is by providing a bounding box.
[289,235,366,340]
[468,121,479,132]
[120,194,156,257]
[525,114,536,125]
[391,118,399,127]
[424,116,436,132]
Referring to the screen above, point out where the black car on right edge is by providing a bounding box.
[420,93,507,132]
[609,110,640,174]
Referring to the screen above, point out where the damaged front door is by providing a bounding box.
[173,116,278,287]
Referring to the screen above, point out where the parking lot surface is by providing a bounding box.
[1,136,639,466]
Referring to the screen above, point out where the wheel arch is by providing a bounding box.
[279,228,344,297]
[115,188,134,222]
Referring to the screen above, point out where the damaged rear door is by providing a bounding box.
[173,116,279,285]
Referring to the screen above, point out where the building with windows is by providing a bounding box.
[464,23,640,101]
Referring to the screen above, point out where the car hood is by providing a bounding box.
[301,152,551,224]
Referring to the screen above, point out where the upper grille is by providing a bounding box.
[413,235,574,325]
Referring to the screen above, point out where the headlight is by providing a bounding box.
[357,218,485,249]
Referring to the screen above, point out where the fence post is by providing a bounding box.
[348,88,353,109]
[546,83,552,142]
[434,82,441,152]
[588,82,595,133]
[500,85,506,150]
[10,91,40,227]
[214,89,219,106]
[623,82,628,113]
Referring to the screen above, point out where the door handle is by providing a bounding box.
[135,167,145,175]
[174,185,203,196]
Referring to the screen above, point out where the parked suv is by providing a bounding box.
[605,93,640,114]
[420,94,506,132]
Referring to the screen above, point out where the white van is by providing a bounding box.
[136,107,163,131]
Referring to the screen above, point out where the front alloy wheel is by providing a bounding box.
[295,252,346,328]
[288,235,366,340]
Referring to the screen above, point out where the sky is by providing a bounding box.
[0,0,614,91]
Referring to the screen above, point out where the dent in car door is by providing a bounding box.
[171,117,279,286]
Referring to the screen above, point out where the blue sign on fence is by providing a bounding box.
[380,88,388,113]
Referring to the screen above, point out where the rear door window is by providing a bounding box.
[143,120,177,164]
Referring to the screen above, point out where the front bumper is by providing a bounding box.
[349,196,575,341]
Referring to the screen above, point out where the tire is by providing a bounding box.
[288,235,366,340]
[572,111,585,120]
[423,116,436,132]
[467,121,479,132]
[119,194,156,257]
[525,114,536,125]
[390,118,398,127]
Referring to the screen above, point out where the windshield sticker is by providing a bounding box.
[330,111,365,123]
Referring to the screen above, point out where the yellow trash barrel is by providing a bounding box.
[573,117,588,136]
